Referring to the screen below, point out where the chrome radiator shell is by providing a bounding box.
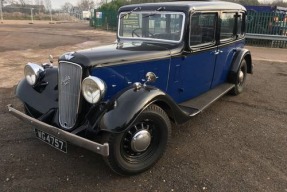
[58,61,82,129]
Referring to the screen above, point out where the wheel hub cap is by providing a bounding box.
[131,130,151,152]
[239,70,244,83]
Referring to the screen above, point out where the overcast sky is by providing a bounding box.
[5,0,281,10]
[51,0,280,9]
[50,0,102,9]
[51,0,77,9]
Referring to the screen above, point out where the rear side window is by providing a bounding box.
[190,13,217,47]
[220,12,236,41]
[237,12,245,37]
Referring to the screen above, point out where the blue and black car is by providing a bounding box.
[8,1,252,175]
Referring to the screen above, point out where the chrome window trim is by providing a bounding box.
[217,38,245,48]
[118,11,186,43]
[58,61,83,129]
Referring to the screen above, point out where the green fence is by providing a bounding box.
[247,12,286,35]
[90,10,118,31]
[246,11,287,48]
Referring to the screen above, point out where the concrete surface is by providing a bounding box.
[247,46,287,63]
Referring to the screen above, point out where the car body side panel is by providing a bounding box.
[211,40,245,88]
[90,58,170,100]
[167,49,216,103]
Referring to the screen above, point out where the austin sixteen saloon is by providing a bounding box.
[8,1,252,175]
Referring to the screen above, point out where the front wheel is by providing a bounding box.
[230,59,247,95]
[103,104,171,175]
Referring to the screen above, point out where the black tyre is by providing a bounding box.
[231,59,247,95]
[103,104,171,175]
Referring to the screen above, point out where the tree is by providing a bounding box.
[99,0,129,12]
[0,0,8,8]
[271,2,287,7]
[3,0,27,6]
[77,0,95,11]
[3,0,15,5]
[225,0,260,6]
[19,0,25,6]
[61,2,74,14]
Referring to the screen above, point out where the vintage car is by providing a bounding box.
[8,1,252,175]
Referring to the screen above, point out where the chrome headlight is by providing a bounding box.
[82,76,106,104]
[24,63,44,86]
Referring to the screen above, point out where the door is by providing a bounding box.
[167,12,218,103]
[211,12,245,88]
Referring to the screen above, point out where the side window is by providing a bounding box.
[190,13,217,47]
[220,12,236,41]
[237,12,246,37]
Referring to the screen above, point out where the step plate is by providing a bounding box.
[179,83,235,114]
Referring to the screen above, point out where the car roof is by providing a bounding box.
[119,1,246,13]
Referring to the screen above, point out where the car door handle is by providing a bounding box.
[211,50,223,55]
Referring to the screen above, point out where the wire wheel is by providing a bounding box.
[121,120,159,163]
[103,104,171,175]
[231,59,247,95]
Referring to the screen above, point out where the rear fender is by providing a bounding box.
[228,48,253,83]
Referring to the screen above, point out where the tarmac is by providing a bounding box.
[247,46,287,63]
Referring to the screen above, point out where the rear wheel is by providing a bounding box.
[103,104,171,175]
[231,59,247,95]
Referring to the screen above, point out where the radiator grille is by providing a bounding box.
[58,62,82,129]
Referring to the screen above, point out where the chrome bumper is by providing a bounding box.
[7,104,109,156]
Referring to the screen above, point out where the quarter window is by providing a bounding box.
[220,12,236,41]
[189,13,217,47]
[237,12,245,37]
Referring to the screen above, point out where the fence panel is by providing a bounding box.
[2,5,51,20]
[246,11,287,48]
[91,10,118,31]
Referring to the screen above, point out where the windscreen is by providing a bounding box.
[118,12,185,42]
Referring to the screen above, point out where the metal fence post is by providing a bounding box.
[49,7,53,24]
[0,1,3,24]
[30,8,34,24]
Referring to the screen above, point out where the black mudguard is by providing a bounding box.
[99,86,190,133]
[16,67,58,114]
[228,48,253,84]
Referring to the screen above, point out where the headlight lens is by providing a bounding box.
[82,76,106,104]
[24,63,44,86]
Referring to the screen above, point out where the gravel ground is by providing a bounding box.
[0,21,287,192]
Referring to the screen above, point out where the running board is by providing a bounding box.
[179,83,235,116]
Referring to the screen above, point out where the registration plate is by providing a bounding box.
[34,128,67,153]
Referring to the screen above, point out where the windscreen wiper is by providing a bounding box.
[120,7,141,19]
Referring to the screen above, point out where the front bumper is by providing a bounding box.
[7,104,109,156]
